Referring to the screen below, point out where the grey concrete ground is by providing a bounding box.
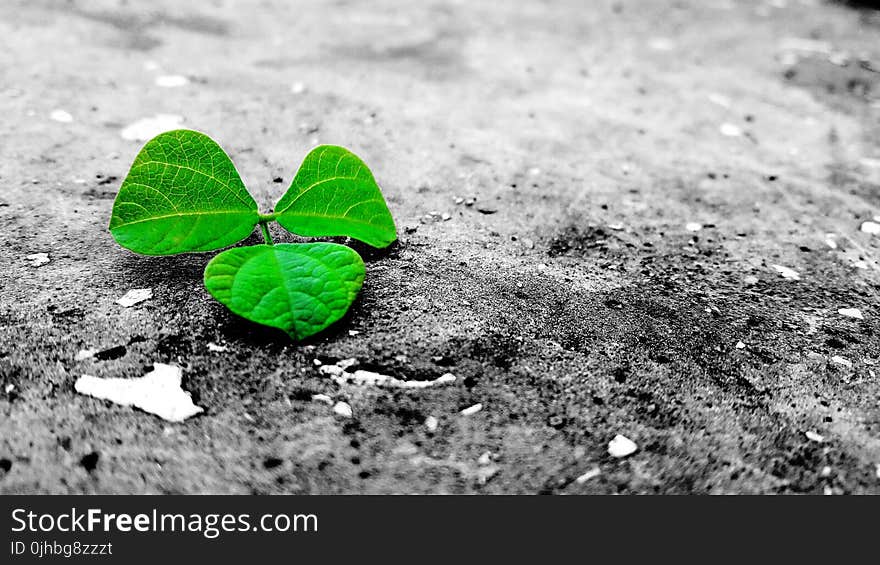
[2,0,880,493]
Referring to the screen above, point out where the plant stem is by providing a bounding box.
[260,221,274,245]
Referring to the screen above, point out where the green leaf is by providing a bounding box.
[274,145,397,248]
[203,243,365,339]
[109,129,259,255]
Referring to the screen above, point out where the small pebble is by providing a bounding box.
[207,343,228,352]
[155,75,188,88]
[805,430,825,443]
[290,82,306,94]
[860,221,880,235]
[607,434,638,458]
[425,416,439,432]
[312,394,333,405]
[116,288,152,307]
[575,467,602,484]
[460,403,483,416]
[685,222,703,232]
[24,253,50,267]
[831,355,852,367]
[50,109,73,123]
[744,275,759,285]
[735,341,746,349]
[720,123,743,137]
[332,401,353,418]
[771,264,800,280]
[838,308,863,320]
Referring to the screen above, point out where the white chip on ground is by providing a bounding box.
[425,415,439,432]
[74,363,202,422]
[24,253,50,267]
[720,123,743,137]
[4,384,14,394]
[607,434,638,458]
[76,349,97,361]
[860,221,880,235]
[607,223,624,231]
[685,222,703,232]
[575,467,602,484]
[311,393,332,405]
[120,114,184,141]
[50,109,73,123]
[805,430,825,443]
[831,355,852,367]
[460,403,483,416]
[155,75,188,87]
[771,264,800,280]
[735,341,746,349]
[206,342,228,352]
[291,82,306,94]
[319,364,457,389]
[332,401,353,418]
[825,233,838,249]
[744,275,759,285]
[838,308,863,320]
[477,451,493,466]
[116,288,152,307]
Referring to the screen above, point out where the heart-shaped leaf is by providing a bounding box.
[203,243,365,339]
[274,145,397,248]
[110,129,259,255]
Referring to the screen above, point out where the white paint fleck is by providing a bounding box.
[319,363,456,389]
[348,330,360,336]
[75,349,97,361]
[685,222,703,232]
[290,82,306,94]
[825,233,838,249]
[311,393,333,405]
[155,75,188,88]
[74,363,202,422]
[608,434,638,458]
[735,341,746,349]
[860,221,880,235]
[120,114,184,141]
[575,467,602,484]
[24,253,50,267]
[460,403,483,416]
[116,288,152,307]
[838,308,863,320]
[772,264,801,280]
[425,415,439,432]
[831,355,852,367]
[4,384,14,394]
[720,122,743,137]
[50,109,73,123]
[332,401,353,418]
[207,342,228,352]
[805,430,825,443]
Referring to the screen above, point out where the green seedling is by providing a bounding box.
[109,129,396,339]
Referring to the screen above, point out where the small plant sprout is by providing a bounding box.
[109,129,397,339]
